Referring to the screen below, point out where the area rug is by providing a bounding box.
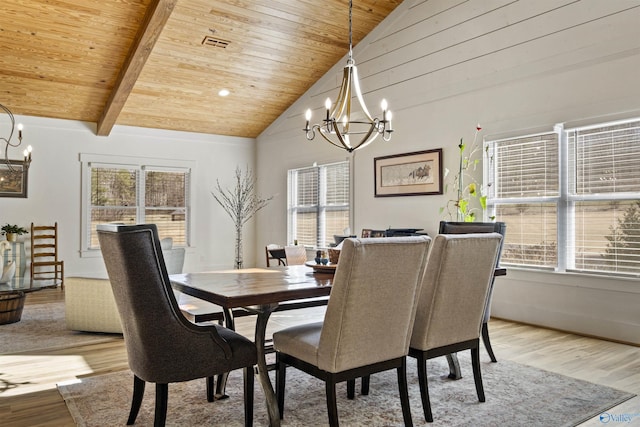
[0,302,121,354]
[58,354,633,426]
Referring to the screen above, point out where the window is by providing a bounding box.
[81,154,192,255]
[486,118,640,277]
[288,161,350,248]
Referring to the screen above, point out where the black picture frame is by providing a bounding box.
[374,149,443,197]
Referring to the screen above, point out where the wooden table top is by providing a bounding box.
[170,265,333,308]
[170,265,507,309]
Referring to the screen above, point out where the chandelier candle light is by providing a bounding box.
[303,0,393,152]
[1,103,32,171]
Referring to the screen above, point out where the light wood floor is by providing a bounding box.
[2,288,639,426]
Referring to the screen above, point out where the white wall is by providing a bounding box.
[255,0,640,344]
[1,116,255,277]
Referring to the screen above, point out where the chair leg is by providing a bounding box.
[206,376,214,402]
[347,379,355,399]
[244,366,254,427]
[416,353,433,422]
[325,377,339,427]
[154,383,168,427]
[446,353,462,379]
[276,354,286,419]
[482,322,498,362]
[361,375,370,395]
[397,358,413,427]
[127,375,146,425]
[471,347,486,402]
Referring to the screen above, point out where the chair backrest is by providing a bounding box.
[438,221,506,321]
[318,236,431,373]
[30,222,64,284]
[284,245,307,265]
[438,221,506,266]
[265,244,286,267]
[97,223,232,383]
[410,233,502,351]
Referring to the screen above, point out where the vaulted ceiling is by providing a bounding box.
[1,0,401,138]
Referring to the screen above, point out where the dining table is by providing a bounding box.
[170,265,333,427]
[170,264,507,427]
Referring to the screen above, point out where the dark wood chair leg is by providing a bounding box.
[347,379,355,399]
[482,322,497,362]
[471,346,486,402]
[361,375,370,395]
[276,355,286,419]
[325,377,339,427]
[127,375,145,425]
[397,358,413,427]
[154,383,168,427]
[416,353,433,422]
[206,376,214,402]
[244,366,254,427]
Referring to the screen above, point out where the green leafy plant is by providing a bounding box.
[1,224,28,235]
[441,125,494,222]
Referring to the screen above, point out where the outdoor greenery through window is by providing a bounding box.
[485,118,640,277]
[288,161,350,248]
[81,154,191,252]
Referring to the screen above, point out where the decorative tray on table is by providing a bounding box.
[304,261,337,274]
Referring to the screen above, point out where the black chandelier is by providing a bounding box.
[1,103,32,172]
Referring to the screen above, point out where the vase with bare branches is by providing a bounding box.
[212,166,273,269]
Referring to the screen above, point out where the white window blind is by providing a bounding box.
[568,120,640,275]
[81,154,192,253]
[486,118,640,277]
[144,168,189,246]
[288,161,350,248]
[486,132,559,269]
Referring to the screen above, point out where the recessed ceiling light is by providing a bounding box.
[218,89,230,97]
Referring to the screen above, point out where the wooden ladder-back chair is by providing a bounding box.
[30,222,64,289]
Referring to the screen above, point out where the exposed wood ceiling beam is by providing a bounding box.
[96,0,177,136]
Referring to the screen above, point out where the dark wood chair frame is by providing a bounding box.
[409,339,484,423]
[276,353,413,427]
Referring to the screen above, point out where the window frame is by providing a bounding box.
[80,153,195,257]
[287,160,351,249]
[485,118,640,278]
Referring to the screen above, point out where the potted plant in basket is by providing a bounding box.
[1,224,29,242]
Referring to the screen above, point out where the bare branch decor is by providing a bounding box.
[211,166,273,269]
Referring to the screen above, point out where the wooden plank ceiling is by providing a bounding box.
[0,0,401,138]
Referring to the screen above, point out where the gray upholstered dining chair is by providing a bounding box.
[410,233,502,422]
[438,221,506,362]
[273,236,431,426]
[97,224,257,427]
[284,245,307,265]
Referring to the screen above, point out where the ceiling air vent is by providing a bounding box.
[202,36,230,48]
